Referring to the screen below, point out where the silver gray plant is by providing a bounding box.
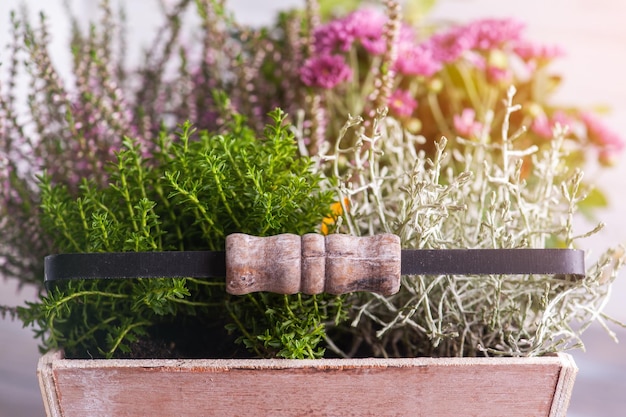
[312,86,625,357]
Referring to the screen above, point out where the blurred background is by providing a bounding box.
[1,1,624,416]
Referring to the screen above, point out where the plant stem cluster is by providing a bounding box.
[314,87,625,357]
[20,109,343,359]
[1,0,624,359]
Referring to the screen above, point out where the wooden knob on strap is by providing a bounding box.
[225,233,401,296]
[225,233,301,294]
[324,233,401,295]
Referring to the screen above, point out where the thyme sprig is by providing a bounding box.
[20,109,344,359]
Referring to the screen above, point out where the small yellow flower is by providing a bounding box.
[321,198,349,235]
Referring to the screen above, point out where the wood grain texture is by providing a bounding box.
[225,233,401,295]
[38,351,576,417]
[324,233,401,295]
[549,353,578,417]
[301,233,326,294]
[37,351,63,417]
[226,233,301,294]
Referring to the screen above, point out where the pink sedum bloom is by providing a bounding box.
[314,20,355,53]
[531,111,575,140]
[395,42,442,77]
[347,8,388,55]
[581,112,625,164]
[314,8,396,56]
[300,54,353,89]
[466,18,525,50]
[428,26,475,63]
[486,66,512,84]
[453,108,484,138]
[514,41,566,61]
[388,89,418,117]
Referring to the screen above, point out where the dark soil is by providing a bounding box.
[64,318,254,360]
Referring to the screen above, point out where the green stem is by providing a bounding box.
[53,290,129,307]
[209,158,242,229]
[226,299,264,357]
[107,320,152,358]
[154,182,184,250]
[171,298,222,308]
[118,167,139,232]
[168,179,223,244]
[185,278,225,287]
[55,212,82,252]
[427,91,451,138]
[132,144,161,249]
[72,316,117,346]
[454,61,484,118]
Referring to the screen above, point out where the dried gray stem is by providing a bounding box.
[314,90,625,357]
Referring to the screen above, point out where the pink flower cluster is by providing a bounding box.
[514,41,566,62]
[529,110,625,164]
[530,111,574,140]
[388,89,418,117]
[395,18,525,74]
[303,9,556,118]
[581,112,625,165]
[300,7,624,165]
[453,109,484,138]
[313,8,401,56]
[394,43,441,77]
[301,9,413,89]
[300,54,353,90]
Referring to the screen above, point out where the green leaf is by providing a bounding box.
[577,187,609,220]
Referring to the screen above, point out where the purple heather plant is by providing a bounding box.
[0,0,292,286]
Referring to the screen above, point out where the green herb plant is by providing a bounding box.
[18,107,346,359]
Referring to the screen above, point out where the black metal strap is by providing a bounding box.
[44,248,585,290]
[44,251,226,290]
[400,248,585,277]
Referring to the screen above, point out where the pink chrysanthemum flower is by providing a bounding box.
[466,18,525,50]
[551,111,575,133]
[581,112,625,164]
[531,111,574,140]
[486,66,512,84]
[427,18,524,64]
[553,111,573,125]
[388,89,418,117]
[314,8,395,55]
[531,114,553,139]
[513,41,566,61]
[300,54,353,89]
[453,108,484,138]
[428,26,475,63]
[314,20,355,53]
[346,8,388,55]
[395,42,442,77]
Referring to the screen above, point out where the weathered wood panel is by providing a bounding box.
[38,351,577,417]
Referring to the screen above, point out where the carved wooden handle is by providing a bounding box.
[225,233,401,296]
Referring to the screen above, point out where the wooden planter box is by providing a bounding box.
[38,350,577,417]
